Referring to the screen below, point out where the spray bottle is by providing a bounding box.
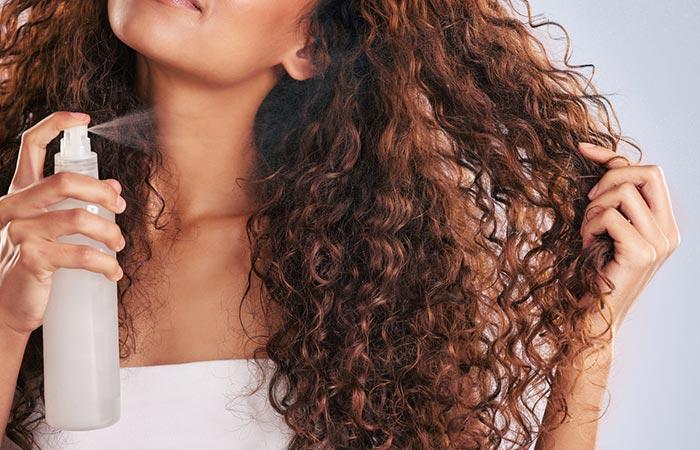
[43,124,121,430]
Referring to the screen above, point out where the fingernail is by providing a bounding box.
[588,184,600,199]
[584,205,604,223]
[117,196,126,211]
[579,142,596,149]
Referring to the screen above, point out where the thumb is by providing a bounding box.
[9,111,90,193]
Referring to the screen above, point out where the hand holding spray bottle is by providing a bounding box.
[43,123,121,430]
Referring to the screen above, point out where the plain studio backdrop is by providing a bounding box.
[530,1,698,449]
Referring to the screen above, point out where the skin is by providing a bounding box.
[105,0,317,367]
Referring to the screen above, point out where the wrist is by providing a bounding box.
[585,308,617,344]
[566,314,615,377]
[581,339,614,369]
[0,326,31,365]
[0,313,33,344]
[583,318,615,368]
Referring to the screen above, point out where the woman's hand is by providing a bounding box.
[536,143,681,450]
[577,142,681,337]
[0,111,127,337]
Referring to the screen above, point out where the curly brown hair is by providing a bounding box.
[0,0,641,448]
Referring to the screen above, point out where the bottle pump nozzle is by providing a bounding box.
[60,125,91,160]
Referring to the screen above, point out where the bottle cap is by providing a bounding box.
[60,125,91,160]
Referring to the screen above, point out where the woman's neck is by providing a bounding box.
[134,53,279,225]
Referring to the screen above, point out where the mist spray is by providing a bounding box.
[43,124,121,430]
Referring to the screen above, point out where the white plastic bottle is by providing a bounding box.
[43,124,121,430]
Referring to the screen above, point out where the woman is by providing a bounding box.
[0,0,681,448]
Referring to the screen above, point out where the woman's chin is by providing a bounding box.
[108,0,201,54]
[109,19,199,78]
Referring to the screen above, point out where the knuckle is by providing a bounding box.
[19,128,35,146]
[638,244,657,265]
[648,165,665,182]
[75,244,96,265]
[54,171,77,193]
[48,111,63,121]
[600,207,618,222]
[5,219,20,244]
[69,208,91,228]
[618,182,638,198]
[17,241,42,270]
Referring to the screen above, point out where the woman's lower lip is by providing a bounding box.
[154,0,200,13]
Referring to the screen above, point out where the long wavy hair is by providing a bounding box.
[0,0,641,448]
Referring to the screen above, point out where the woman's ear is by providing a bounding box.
[280,39,317,81]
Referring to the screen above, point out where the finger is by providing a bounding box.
[7,208,125,252]
[586,164,676,238]
[4,172,125,222]
[581,207,656,266]
[9,111,91,191]
[38,240,123,282]
[578,142,632,169]
[584,182,668,257]
[104,178,122,195]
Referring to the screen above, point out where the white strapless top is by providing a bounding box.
[5,358,294,450]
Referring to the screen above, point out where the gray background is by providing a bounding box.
[530,1,699,449]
